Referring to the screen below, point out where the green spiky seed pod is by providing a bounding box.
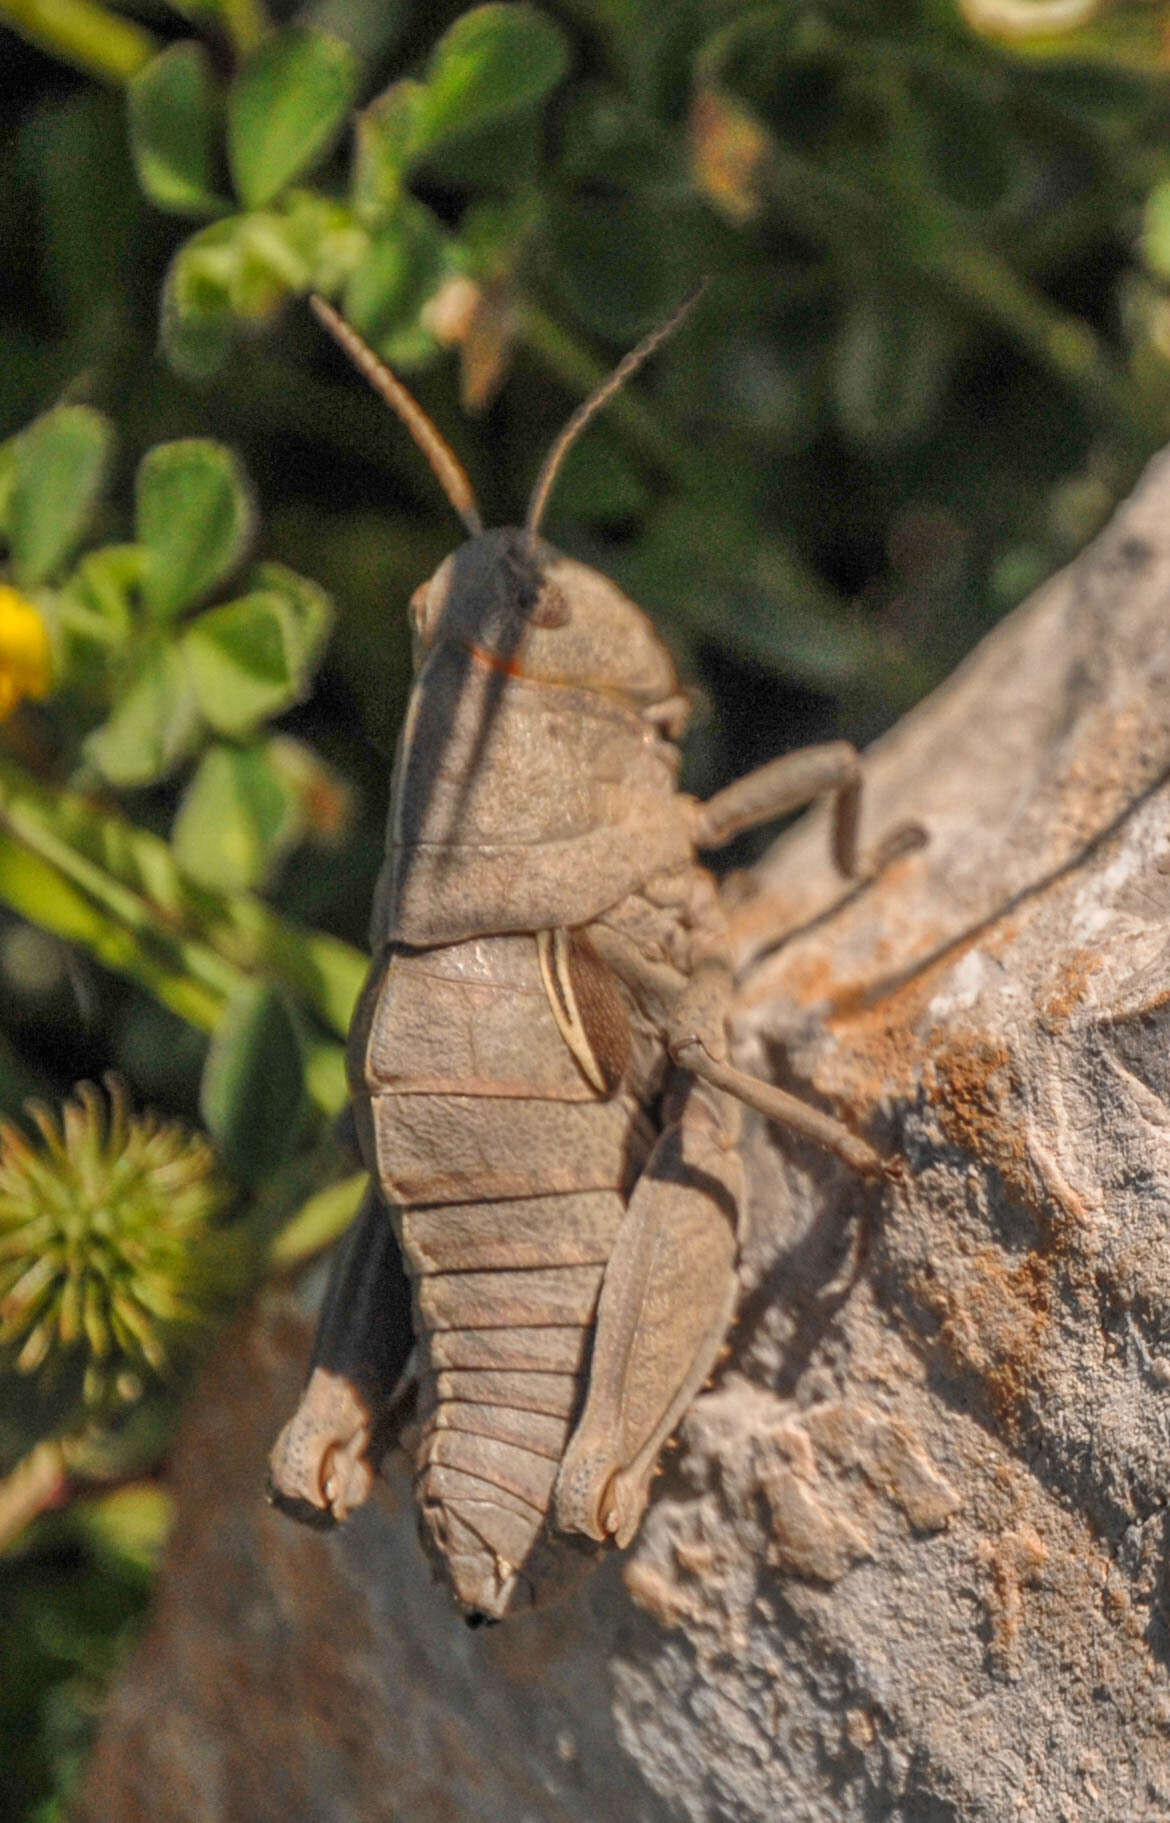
[0,1078,248,1448]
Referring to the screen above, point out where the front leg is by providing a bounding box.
[555,1079,742,1547]
[691,740,924,879]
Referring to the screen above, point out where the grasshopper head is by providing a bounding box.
[407,527,683,718]
[309,287,703,728]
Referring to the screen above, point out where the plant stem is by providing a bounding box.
[0,1439,67,1553]
[0,0,156,83]
[0,829,225,1031]
[0,757,355,1116]
[0,755,365,1038]
[0,790,241,1005]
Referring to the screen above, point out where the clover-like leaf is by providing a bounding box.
[182,569,330,737]
[161,198,367,383]
[344,198,450,362]
[128,42,227,217]
[250,562,332,670]
[8,407,112,588]
[172,738,303,893]
[136,440,254,622]
[273,192,368,296]
[84,637,202,787]
[415,5,569,154]
[183,593,296,737]
[59,545,142,643]
[351,81,424,225]
[160,225,239,379]
[227,30,358,209]
[199,979,306,1187]
[56,544,141,688]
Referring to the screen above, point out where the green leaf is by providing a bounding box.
[0,822,223,1037]
[183,593,296,736]
[136,441,254,621]
[182,569,330,737]
[8,407,112,588]
[343,198,449,362]
[160,225,238,379]
[229,211,312,310]
[128,42,226,218]
[162,200,364,383]
[251,561,333,670]
[59,544,142,643]
[0,441,15,538]
[227,29,358,209]
[273,191,368,295]
[415,5,569,154]
[74,1483,174,1575]
[84,638,201,787]
[1144,181,1170,284]
[172,740,303,893]
[56,545,142,691]
[351,81,424,224]
[270,1171,365,1268]
[412,105,542,193]
[200,979,306,1187]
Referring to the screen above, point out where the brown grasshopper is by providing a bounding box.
[269,290,920,1621]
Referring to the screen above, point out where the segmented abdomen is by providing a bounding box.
[347,934,653,1616]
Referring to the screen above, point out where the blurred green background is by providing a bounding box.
[2,0,1170,1813]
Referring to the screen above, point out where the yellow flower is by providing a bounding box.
[0,584,53,720]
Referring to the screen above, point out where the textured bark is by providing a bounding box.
[81,451,1170,1822]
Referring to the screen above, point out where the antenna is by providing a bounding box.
[309,294,483,538]
[525,279,708,538]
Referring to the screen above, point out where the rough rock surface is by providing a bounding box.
[81,452,1170,1821]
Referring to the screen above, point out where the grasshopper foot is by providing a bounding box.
[268,1366,377,1526]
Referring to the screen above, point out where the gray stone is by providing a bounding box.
[82,448,1170,1821]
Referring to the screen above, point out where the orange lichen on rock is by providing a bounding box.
[1048,703,1156,852]
[921,1246,1052,1433]
[977,1523,1050,1679]
[740,917,952,1119]
[925,1033,1034,1201]
[1038,945,1105,1033]
[927,1034,1015,1153]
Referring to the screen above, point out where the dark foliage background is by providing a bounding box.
[2,1,1170,1814]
